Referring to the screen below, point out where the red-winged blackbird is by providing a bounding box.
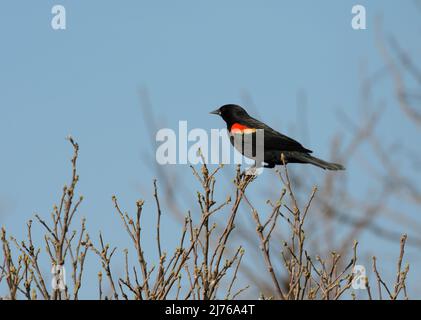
[210,104,345,171]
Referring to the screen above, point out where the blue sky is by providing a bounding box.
[0,1,420,299]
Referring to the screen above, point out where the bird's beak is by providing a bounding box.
[210,108,220,115]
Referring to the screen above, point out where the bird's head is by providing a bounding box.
[210,104,249,124]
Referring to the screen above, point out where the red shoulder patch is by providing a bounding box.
[230,123,256,134]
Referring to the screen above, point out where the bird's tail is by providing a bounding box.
[304,154,345,171]
[293,153,345,171]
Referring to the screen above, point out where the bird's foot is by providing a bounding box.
[244,165,264,176]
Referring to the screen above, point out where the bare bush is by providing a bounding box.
[0,138,409,300]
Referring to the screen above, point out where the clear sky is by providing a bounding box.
[0,0,420,298]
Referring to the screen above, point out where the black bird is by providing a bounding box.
[210,104,345,171]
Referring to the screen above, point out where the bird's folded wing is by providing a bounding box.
[246,117,313,153]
